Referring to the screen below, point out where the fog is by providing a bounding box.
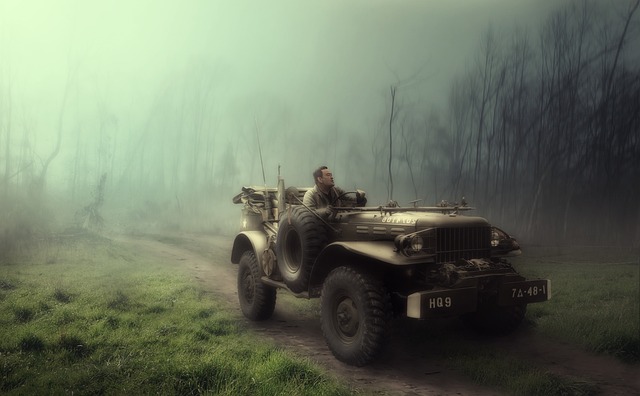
[1,0,639,245]
[2,2,552,114]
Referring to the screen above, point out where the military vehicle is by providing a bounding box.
[231,179,550,366]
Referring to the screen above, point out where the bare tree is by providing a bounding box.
[441,0,639,245]
[387,85,397,201]
[34,62,78,196]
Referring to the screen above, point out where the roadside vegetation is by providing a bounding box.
[1,231,637,395]
[414,245,638,395]
[513,246,640,363]
[0,233,352,395]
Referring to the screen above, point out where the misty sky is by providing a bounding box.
[1,0,559,186]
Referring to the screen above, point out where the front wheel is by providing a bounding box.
[320,267,392,366]
[237,251,276,321]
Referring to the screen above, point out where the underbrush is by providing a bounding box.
[0,233,352,395]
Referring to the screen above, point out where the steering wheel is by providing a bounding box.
[330,191,359,206]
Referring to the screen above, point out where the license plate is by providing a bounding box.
[498,279,551,305]
[407,287,478,319]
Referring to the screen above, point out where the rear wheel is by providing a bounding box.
[320,267,392,366]
[237,251,276,321]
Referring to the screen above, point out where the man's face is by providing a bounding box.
[318,168,335,188]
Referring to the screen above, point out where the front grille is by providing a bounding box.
[435,226,491,263]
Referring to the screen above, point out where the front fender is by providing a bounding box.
[319,241,419,265]
[231,231,268,264]
[308,241,425,289]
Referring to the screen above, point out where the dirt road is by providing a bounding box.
[116,232,640,396]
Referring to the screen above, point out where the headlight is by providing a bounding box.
[491,228,503,247]
[410,235,424,251]
[395,234,424,256]
[491,227,521,255]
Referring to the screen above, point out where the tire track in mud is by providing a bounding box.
[116,232,640,396]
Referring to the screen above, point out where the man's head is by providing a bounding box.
[313,166,334,190]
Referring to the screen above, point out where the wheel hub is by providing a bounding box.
[336,298,359,337]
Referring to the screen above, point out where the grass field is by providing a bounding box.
[1,233,638,395]
[513,246,640,363]
[448,245,639,395]
[0,233,352,395]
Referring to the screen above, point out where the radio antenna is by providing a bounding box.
[255,117,271,220]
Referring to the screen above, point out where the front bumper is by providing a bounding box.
[406,279,551,319]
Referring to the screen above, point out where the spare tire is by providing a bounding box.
[276,205,328,293]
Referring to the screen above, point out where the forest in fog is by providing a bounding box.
[1,0,639,253]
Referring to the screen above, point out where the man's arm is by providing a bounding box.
[333,187,367,207]
[304,187,335,217]
[302,188,317,208]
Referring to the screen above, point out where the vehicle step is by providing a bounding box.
[261,277,310,299]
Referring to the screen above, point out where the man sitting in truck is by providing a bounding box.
[302,166,366,212]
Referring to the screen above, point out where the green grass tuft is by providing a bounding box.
[53,287,73,303]
[13,306,35,323]
[145,304,166,314]
[200,318,238,337]
[0,278,17,290]
[106,290,130,310]
[103,315,120,329]
[196,307,215,318]
[19,334,45,352]
[57,333,90,358]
